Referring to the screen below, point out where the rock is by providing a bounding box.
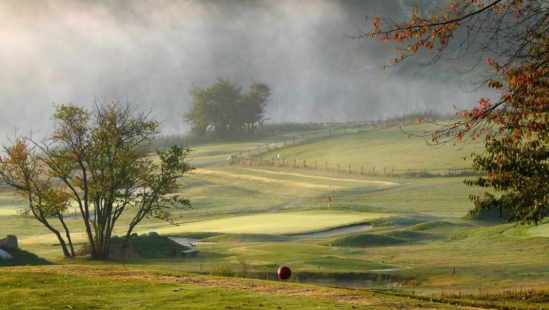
[0,235,18,250]
[131,233,138,238]
[140,233,147,237]
[148,232,160,237]
[0,248,12,259]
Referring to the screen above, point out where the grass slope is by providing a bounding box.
[259,124,483,171]
[3,124,549,306]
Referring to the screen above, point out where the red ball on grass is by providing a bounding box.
[277,266,291,280]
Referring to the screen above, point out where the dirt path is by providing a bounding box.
[242,168,400,186]
[197,168,402,190]
[196,169,343,189]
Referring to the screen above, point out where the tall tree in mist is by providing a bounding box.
[0,102,193,259]
[364,0,549,224]
[241,82,272,137]
[183,78,271,139]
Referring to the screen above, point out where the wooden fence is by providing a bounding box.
[226,119,481,178]
[227,119,400,161]
[230,156,479,177]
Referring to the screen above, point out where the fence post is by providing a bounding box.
[303,160,306,168]
[294,159,296,168]
[282,158,285,166]
[361,167,364,175]
[384,167,386,176]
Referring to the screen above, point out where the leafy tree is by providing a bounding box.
[362,0,549,224]
[241,82,271,137]
[0,102,193,259]
[183,78,271,139]
[0,138,76,257]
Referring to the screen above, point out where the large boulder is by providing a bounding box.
[0,248,12,259]
[147,232,160,237]
[0,235,18,250]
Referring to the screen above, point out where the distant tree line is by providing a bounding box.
[183,78,271,140]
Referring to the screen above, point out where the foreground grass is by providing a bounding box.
[0,265,516,310]
[2,265,549,310]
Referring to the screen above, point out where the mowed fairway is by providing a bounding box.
[152,211,387,235]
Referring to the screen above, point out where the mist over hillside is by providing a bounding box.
[0,0,486,142]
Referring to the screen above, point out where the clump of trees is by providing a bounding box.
[363,0,549,224]
[0,101,193,259]
[183,78,271,140]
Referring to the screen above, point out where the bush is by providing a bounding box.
[210,263,235,277]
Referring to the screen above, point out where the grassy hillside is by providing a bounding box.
[258,124,483,171]
[2,124,549,308]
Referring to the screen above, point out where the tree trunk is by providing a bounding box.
[58,214,76,256]
[40,219,72,258]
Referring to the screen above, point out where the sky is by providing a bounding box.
[0,0,486,141]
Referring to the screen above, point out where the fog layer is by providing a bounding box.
[0,0,483,139]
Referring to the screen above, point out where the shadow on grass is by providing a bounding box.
[0,248,52,266]
[326,230,442,247]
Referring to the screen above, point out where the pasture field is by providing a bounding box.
[2,124,549,309]
[258,124,485,171]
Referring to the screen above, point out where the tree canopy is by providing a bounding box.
[0,101,193,259]
[183,78,271,140]
[362,0,549,224]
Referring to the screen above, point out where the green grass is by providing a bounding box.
[0,268,355,310]
[149,211,388,235]
[2,123,549,307]
[259,124,483,171]
[0,265,480,310]
[525,223,549,237]
[328,233,404,247]
[228,244,387,272]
